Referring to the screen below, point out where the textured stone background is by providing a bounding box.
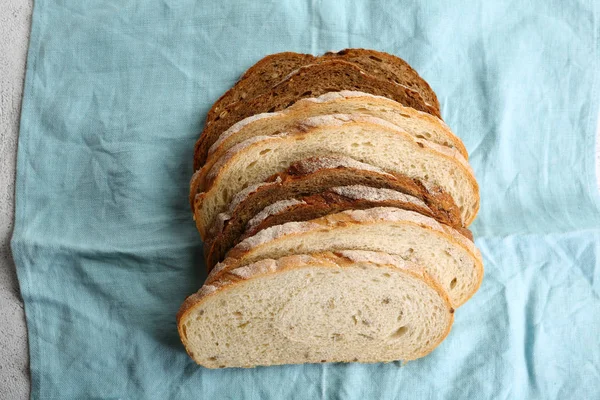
[0,2,598,400]
[0,1,32,398]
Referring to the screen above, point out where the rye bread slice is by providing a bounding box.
[193,60,439,170]
[206,48,440,126]
[200,156,464,268]
[203,185,473,269]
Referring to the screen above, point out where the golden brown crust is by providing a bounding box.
[194,60,440,170]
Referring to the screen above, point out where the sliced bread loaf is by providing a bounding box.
[193,60,440,170]
[193,115,479,238]
[206,48,440,131]
[177,250,454,368]
[203,184,472,269]
[202,91,466,172]
[210,207,483,308]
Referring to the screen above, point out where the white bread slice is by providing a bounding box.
[193,114,479,236]
[205,91,468,176]
[177,251,454,368]
[210,207,483,308]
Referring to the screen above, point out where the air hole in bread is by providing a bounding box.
[351,142,360,147]
[259,149,272,155]
[391,326,408,338]
[208,356,217,361]
[238,321,250,328]
[247,161,257,168]
[233,311,243,319]
[369,55,383,62]
[399,113,411,118]
[382,273,392,278]
[450,277,458,290]
[301,91,312,96]
[181,325,187,339]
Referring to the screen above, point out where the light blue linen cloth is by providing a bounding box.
[12,0,600,398]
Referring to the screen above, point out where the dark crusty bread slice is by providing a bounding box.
[193,60,440,170]
[206,48,440,127]
[203,182,471,269]
[240,186,474,243]
[209,208,484,308]
[177,251,454,368]
[199,156,464,266]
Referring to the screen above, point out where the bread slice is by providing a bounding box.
[177,250,454,368]
[206,48,440,131]
[240,186,473,243]
[193,60,440,170]
[193,115,479,238]
[210,207,483,308]
[203,183,472,269]
[201,91,467,177]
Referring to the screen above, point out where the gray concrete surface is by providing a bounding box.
[0,2,598,400]
[0,0,33,399]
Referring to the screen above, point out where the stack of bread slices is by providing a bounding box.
[177,49,482,369]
